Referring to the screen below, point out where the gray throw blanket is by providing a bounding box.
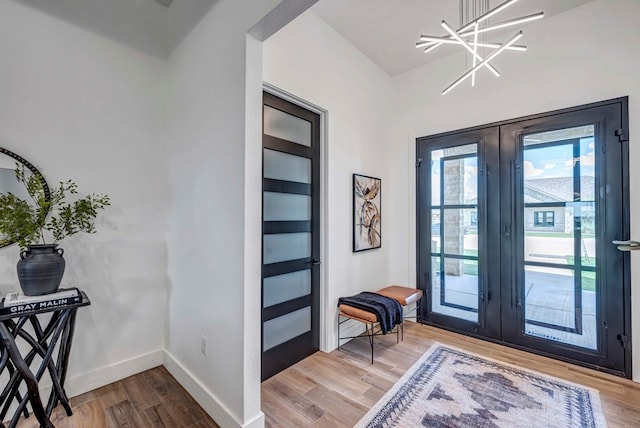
[338,292,403,334]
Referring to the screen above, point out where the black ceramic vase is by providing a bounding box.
[17,244,65,296]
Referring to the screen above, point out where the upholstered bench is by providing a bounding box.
[338,285,423,363]
[376,285,423,339]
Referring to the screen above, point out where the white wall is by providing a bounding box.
[164,1,289,427]
[167,0,218,52]
[10,0,168,59]
[263,10,394,351]
[0,0,168,393]
[388,0,640,381]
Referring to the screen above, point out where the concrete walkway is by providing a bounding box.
[432,269,597,350]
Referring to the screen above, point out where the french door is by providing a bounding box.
[261,92,320,381]
[417,98,631,377]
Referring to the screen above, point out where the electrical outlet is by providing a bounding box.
[200,335,207,355]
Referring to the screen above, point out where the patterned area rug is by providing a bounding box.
[355,344,607,428]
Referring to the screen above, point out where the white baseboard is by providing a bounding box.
[163,350,264,428]
[66,349,164,398]
[242,412,266,428]
[2,350,164,419]
[8,349,261,428]
[337,318,367,348]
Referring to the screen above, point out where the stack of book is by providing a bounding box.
[0,288,81,315]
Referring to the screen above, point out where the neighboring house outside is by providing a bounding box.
[524,177,595,234]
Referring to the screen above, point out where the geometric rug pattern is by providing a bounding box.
[354,343,607,428]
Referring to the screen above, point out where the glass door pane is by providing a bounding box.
[264,105,312,147]
[521,125,597,350]
[430,143,479,323]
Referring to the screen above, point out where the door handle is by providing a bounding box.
[613,240,640,251]
[311,259,321,265]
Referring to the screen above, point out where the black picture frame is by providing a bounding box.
[353,173,381,252]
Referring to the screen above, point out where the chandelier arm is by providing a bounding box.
[416,12,544,53]
[415,0,543,94]
[459,12,544,37]
[423,43,441,54]
[418,12,543,52]
[442,31,523,95]
[442,20,500,77]
[417,38,527,52]
[416,1,541,56]
[472,22,479,86]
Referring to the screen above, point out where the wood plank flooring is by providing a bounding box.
[14,366,219,428]
[261,322,640,428]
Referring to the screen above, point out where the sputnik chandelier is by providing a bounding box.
[416,0,544,95]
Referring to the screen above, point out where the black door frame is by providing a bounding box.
[416,97,631,378]
[261,91,321,381]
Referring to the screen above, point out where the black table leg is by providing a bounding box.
[0,323,53,428]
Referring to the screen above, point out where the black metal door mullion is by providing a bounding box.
[438,157,445,315]
[416,141,430,322]
[440,253,477,261]
[440,204,477,210]
[572,139,584,335]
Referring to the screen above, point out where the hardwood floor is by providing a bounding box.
[261,322,640,428]
[14,366,219,428]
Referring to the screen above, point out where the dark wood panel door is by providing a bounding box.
[261,92,320,381]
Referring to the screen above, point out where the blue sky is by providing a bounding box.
[524,138,595,179]
[430,137,596,205]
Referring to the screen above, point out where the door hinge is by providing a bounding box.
[617,334,631,349]
[416,158,423,168]
[615,128,629,143]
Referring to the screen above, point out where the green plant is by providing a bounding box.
[0,164,110,249]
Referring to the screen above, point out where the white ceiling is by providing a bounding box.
[312,0,595,76]
[10,0,216,58]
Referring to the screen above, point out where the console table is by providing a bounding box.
[0,290,90,428]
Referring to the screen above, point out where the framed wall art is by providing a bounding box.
[353,173,381,252]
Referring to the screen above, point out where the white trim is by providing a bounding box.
[337,319,367,348]
[30,349,261,428]
[66,349,163,398]
[262,82,331,352]
[163,350,263,428]
[1,350,164,418]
